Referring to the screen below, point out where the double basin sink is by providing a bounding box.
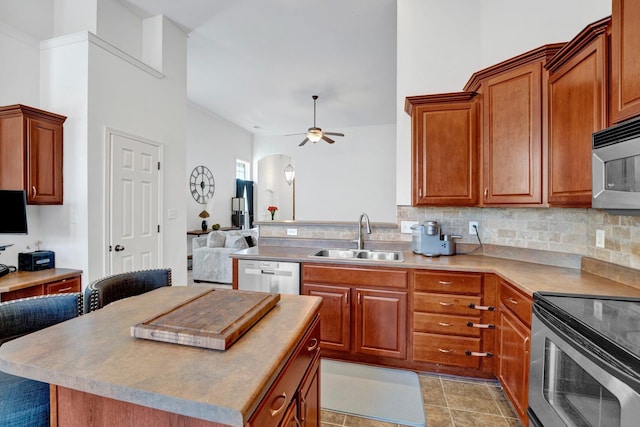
[309,248,404,262]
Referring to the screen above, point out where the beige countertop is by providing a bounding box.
[232,246,640,298]
[0,286,322,427]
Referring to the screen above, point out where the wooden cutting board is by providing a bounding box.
[131,288,280,350]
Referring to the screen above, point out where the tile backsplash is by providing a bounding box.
[398,206,640,270]
[259,206,640,271]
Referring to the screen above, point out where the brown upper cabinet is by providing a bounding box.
[464,44,564,206]
[545,18,610,207]
[405,92,478,206]
[0,105,66,204]
[610,0,640,123]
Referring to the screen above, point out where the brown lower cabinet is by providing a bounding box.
[0,269,82,302]
[302,264,408,361]
[302,263,532,426]
[496,278,532,426]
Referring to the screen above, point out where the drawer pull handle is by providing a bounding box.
[465,351,493,357]
[438,348,453,353]
[438,322,453,327]
[468,303,494,311]
[56,287,72,292]
[306,338,319,352]
[466,322,495,329]
[438,302,454,306]
[269,392,287,417]
[508,297,519,305]
[438,281,453,285]
[32,186,37,198]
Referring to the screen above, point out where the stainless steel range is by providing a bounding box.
[528,292,640,427]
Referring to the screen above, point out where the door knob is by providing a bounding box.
[114,245,125,252]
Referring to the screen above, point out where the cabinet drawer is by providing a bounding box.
[47,276,81,294]
[413,313,481,337]
[248,316,320,427]
[0,285,45,302]
[414,292,482,316]
[303,264,407,289]
[499,280,532,327]
[413,332,482,369]
[414,271,482,294]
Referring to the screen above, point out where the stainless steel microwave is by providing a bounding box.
[592,116,640,215]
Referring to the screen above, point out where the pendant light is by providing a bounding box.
[284,159,295,186]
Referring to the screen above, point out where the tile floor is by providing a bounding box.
[321,374,524,427]
[186,271,524,427]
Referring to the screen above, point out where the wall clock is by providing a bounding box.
[190,165,215,204]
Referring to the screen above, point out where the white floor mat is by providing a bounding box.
[321,359,426,426]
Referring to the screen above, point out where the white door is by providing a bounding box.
[108,130,161,274]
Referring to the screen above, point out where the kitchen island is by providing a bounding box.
[0,286,322,427]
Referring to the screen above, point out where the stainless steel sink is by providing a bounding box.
[309,248,404,262]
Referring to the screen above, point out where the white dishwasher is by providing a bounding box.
[237,260,300,295]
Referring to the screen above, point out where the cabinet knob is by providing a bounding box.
[465,351,493,357]
[468,303,495,311]
[466,322,495,329]
[269,392,287,417]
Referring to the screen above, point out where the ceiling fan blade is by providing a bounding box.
[285,132,307,136]
[321,135,335,144]
[299,137,310,146]
[324,132,344,137]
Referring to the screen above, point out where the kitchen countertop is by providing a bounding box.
[232,246,640,298]
[0,286,322,427]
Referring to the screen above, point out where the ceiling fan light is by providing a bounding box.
[307,128,322,142]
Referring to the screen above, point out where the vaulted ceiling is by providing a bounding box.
[122,0,397,136]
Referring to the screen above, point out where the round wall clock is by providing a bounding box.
[190,165,215,204]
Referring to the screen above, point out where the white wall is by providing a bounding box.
[254,124,397,223]
[38,3,188,286]
[396,0,612,206]
[0,20,49,265]
[187,103,253,230]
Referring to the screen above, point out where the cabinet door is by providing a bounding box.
[355,288,407,359]
[412,100,478,206]
[497,305,531,425]
[548,30,607,207]
[482,62,543,205]
[27,117,64,204]
[298,356,319,427]
[281,399,299,427]
[611,0,640,123]
[303,284,351,352]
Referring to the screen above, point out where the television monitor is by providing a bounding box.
[0,190,28,234]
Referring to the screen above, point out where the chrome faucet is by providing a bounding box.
[353,213,372,250]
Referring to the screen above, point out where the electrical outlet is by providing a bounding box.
[596,229,605,248]
[469,221,479,235]
[401,221,419,234]
[286,228,298,236]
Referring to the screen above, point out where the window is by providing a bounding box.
[236,159,250,180]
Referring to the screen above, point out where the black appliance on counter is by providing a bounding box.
[528,292,640,427]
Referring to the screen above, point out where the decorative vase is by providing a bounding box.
[270,212,275,220]
[201,220,208,231]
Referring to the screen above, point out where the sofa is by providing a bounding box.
[192,229,258,284]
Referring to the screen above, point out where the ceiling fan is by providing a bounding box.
[288,95,344,146]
